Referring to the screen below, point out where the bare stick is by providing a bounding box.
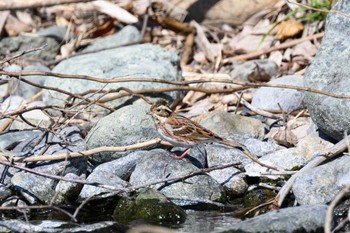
[0,0,95,10]
[223,32,324,62]
[2,70,350,99]
[0,139,163,162]
[0,44,47,65]
[325,184,350,233]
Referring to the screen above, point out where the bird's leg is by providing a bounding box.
[173,148,191,159]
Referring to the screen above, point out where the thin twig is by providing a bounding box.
[0,44,47,65]
[0,139,163,162]
[3,70,350,99]
[325,184,350,233]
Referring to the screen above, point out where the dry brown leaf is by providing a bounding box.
[92,0,138,24]
[0,11,9,36]
[191,21,220,62]
[5,14,32,36]
[273,126,298,147]
[276,20,304,40]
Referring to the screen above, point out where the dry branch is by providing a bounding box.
[0,139,163,162]
[223,32,324,62]
[2,71,350,99]
[0,0,95,10]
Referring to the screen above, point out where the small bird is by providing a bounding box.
[148,99,278,171]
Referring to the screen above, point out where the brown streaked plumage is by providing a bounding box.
[148,100,278,171]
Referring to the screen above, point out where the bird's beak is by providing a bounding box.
[146,111,151,115]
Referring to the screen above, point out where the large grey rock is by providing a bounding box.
[129,149,226,205]
[37,26,72,42]
[84,25,141,52]
[252,75,304,111]
[223,205,327,233]
[245,132,333,177]
[86,100,158,163]
[11,64,50,99]
[0,220,125,233]
[304,1,350,140]
[293,155,350,205]
[230,59,278,82]
[0,35,59,60]
[79,151,147,199]
[11,126,87,204]
[206,144,249,196]
[200,112,265,140]
[43,43,181,112]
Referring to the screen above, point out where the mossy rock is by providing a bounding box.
[113,188,186,225]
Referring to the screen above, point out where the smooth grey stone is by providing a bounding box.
[129,149,226,205]
[0,184,11,202]
[251,75,304,111]
[11,64,50,99]
[0,130,42,150]
[0,220,125,233]
[293,155,350,205]
[43,43,181,113]
[200,112,265,140]
[245,132,334,178]
[222,204,327,233]
[86,101,158,163]
[84,25,141,52]
[78,151,145,199]
[0,35,59,60]
[304,1,350,140]
[37,26,71,42]
[230,59,278,82]
[11,126,87,205]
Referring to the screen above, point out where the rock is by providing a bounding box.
[222,204,327,233]
[0,130,41,150]
[200,112,265,140]
[79,151,146,199]
[243,189,276,209]
[0,184,12,202]
[84,25,141,52]
[168,0,279,25]
[0,220,126,233]
[10,64,50,99]
[0,35,60,60]
[245,132,334,177]
[113,188,186,225]
[10,101,51,130]
[129,149,226,205]
[205,145,249,195]
[244,138,284,157]
[86,100,158,163]
[251,75,304,111]
[292,155,350,205]
[171,145,207,168]
[37,26,71,42]
[304,1,350,140]
[230,59,278,82]
[42,43,181,113]
[11,126,87,204]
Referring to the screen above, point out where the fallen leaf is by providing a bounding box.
[92,0,138,24]
[273,126,298,147]
[276,20,304,40]
[5,14,32,36]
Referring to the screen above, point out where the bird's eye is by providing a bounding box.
[156,109,161,112]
